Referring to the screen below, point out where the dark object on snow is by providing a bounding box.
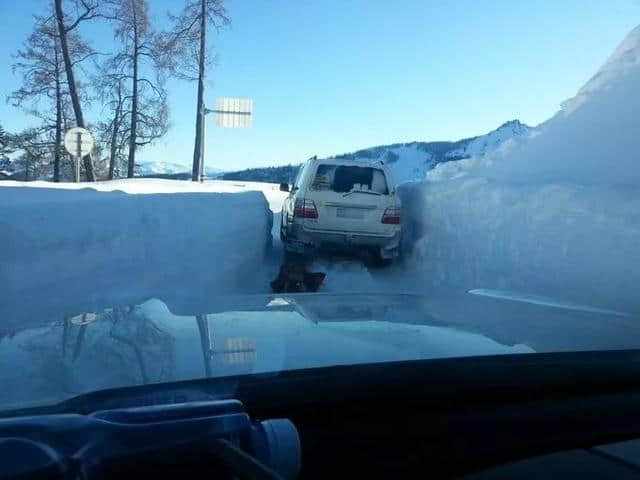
[270,263,326,293]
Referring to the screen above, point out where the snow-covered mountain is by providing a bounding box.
[445,120,531,159]
[136,161,224,178]
[330,119,533,184]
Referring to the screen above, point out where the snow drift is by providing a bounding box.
[401,25,640,313]
[0,180,274,323]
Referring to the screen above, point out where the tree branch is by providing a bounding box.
[65,1,100,32]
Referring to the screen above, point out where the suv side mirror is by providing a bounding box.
[279,183,290,192]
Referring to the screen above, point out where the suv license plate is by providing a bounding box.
[336,208,364,219]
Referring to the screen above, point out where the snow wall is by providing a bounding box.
[400,30,640,313]
[1,186,273,321]
[400,179,640,312]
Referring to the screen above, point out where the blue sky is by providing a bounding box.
[1,0,639,171]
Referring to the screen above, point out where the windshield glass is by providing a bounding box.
[1,1,639,413]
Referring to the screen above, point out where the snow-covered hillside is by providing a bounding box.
[402,24,640,313]
[330,120,533,184]
[444,120,531,160]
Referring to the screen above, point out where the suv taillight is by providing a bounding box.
[381,206,401,224]
[294,199,318,219]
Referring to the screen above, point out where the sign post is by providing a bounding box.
[64,127,94,182]
[198,98,253,182]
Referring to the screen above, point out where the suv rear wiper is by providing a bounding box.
[342,190,382,197]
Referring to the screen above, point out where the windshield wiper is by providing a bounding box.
[342,190,382,197]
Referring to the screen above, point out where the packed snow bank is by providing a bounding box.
[400,179,640,312]
[401,26,640,313]
[1,179,274,322]
[2,178,287,212]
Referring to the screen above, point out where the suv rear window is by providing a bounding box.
[311,165,389,194]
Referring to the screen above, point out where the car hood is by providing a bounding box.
[1,292,639,411]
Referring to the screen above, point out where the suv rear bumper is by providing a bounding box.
[284,222,401,255]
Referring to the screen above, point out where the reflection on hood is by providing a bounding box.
[1,292,639,412]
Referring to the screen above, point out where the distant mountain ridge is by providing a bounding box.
[136,161,223,178]
[222,119,533,184]
[221,164,301,184]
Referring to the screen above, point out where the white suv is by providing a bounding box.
[280,157,401,262]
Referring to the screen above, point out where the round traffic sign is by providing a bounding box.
[64,127,94,157]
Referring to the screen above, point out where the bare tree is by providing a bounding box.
[159,0,229,181]
[94,64,131,179]
[103,0,169,178]
[9,12,92,182]
[11,128,52,181]
[54,0,101,181]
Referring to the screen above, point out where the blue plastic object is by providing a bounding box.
[0,400,301,479]
[252,419,302,480]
